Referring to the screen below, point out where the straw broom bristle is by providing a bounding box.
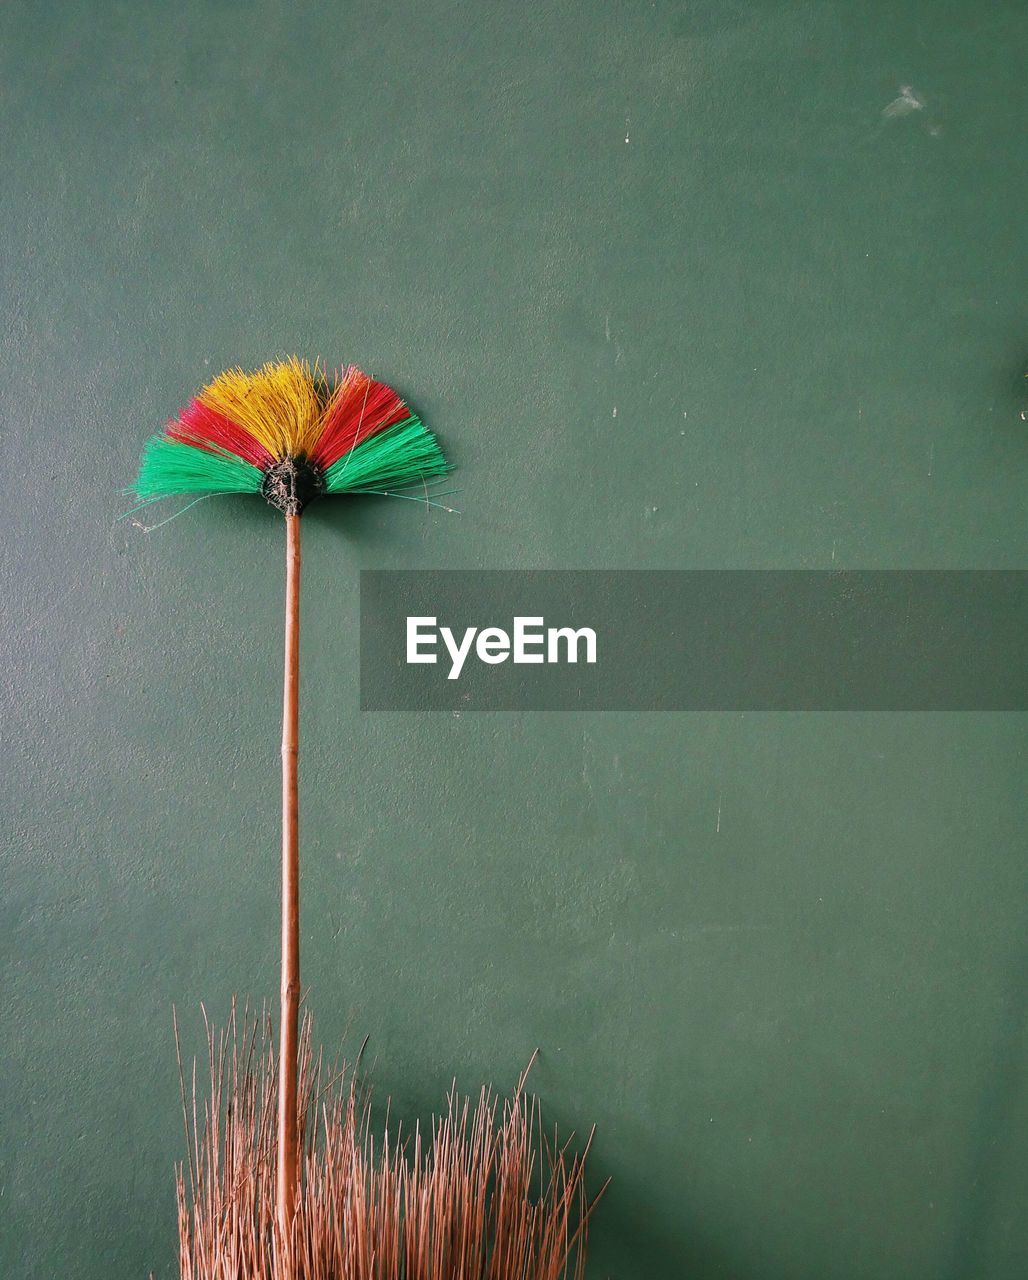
[174,1006,605,1280]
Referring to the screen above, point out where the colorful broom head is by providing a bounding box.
[133,358,451,515]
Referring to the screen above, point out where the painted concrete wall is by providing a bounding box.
[2,2,1025,1277]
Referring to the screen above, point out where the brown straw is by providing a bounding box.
[175,1006,605,1280]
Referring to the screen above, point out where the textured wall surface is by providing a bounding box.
[2,2,1026,1277]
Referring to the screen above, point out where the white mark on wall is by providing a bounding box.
[831,540,837,564]
[928,442,935,478]
[682,923,771,935]
[624,113,630,144]
[581,730,594,796]
[716,792,723,833]
[603,313,623,362]
[612,406,617,418]
[883,85,925,118]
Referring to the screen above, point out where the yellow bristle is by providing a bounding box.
[199,357,323,460]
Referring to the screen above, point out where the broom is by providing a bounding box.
[132,361,603,1277]
[133,359,451,1248]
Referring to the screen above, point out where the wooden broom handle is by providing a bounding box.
[277,512,301,1248]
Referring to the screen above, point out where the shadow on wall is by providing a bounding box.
[590,1171,769,1280]
[590,939,1028,1280]
[311,491,428,554]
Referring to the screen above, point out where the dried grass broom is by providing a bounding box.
[131,362,605,1277]
[173,1005,599,1280]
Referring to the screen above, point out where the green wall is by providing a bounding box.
[2,2,1025,1277]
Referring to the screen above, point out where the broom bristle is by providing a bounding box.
[168,398,275,470]
[309,366,411,469]
[133,360,451,511]
[323,416,449,497]
[134,435,264,501]
[174,1007,603,1280]
[200,358,324,461]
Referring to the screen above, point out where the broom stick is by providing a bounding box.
[277,511,301,1245]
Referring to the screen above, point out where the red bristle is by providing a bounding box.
[309,367,411,469]
[167,398,275,468]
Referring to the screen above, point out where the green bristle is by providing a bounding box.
[323,416,451,495]
[134,436,264,500]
